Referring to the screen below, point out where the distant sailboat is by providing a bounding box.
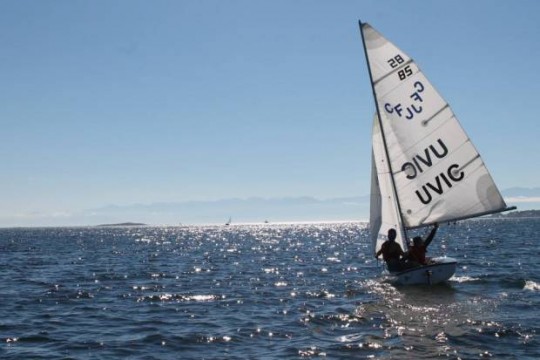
[225,217,231,226]
[359,21,515,285]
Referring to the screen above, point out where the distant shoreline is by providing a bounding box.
[487,209,540,219]
[95,222,147,227]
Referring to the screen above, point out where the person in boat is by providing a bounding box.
[375,228,405,272]
[406,223,439,267]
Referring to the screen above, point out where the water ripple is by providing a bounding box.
[0,221,539,359]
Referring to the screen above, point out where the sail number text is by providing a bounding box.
[384,81,425,120]
[400,138,465,205]
[398,66,413,80]
[387,54,405,68]
[387,54,412,80]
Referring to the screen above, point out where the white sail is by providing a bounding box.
[370,113,407,255]
[362,23,508,229]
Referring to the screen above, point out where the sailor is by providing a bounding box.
[407,223,439,266]
[375,228,405,272]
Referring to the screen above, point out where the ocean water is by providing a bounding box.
[0,219,538,359]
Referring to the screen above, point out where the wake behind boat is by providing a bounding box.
[359,21,515,285]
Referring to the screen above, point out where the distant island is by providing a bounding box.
[96,222,147,227]
[488,209,540,219]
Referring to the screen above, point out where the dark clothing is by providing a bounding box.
[376,240,405,272]
[386,258,404,272]
[378,240,404,262]
[408,245,428,265]
[407,225,438,265]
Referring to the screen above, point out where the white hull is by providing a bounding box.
[391,257,457,285]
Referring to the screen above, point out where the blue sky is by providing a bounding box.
[0,0,538,226]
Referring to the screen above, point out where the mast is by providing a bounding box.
[358,20,409,240]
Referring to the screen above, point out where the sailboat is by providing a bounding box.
[359,21,515,285]
[225,217,232,226]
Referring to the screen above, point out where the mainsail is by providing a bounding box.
[361,22,510,241]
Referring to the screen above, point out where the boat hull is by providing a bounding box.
[391,257,457,285]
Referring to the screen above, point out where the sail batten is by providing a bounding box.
[422,104,450,126]
[362,22,509,254]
